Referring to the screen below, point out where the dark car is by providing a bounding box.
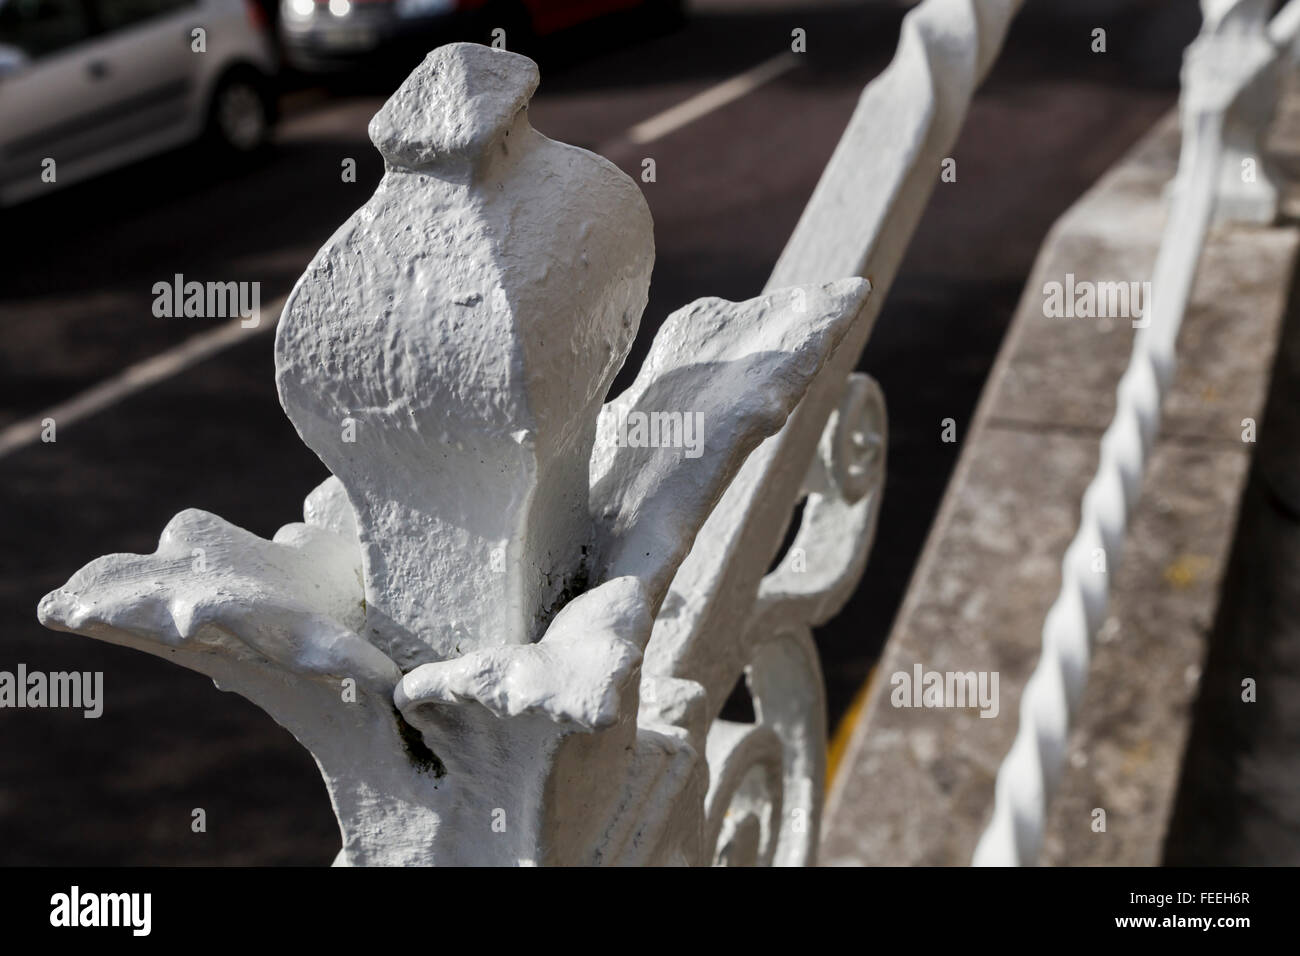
[279,0,677,73]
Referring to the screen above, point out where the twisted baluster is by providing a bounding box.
[973,0,1281,866]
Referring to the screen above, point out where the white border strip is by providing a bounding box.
[626,52,799,144]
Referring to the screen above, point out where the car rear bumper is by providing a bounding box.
[281,10,464,72]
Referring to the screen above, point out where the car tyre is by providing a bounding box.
[205,67,275,158]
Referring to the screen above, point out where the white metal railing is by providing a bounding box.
[37,0,1286,868]
[974,0,1298,867]
[36,0,1023,866]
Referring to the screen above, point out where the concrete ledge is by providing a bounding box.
[820,88,1300,866]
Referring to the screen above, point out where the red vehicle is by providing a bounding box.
[279,0,682,72]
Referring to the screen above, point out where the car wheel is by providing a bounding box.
[206,69,273,155]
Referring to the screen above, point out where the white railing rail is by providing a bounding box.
[649,0,1024,866]
[974,0,1296,867]
[36,0,1024,866]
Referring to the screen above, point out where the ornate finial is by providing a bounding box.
[367,44,539,176]
[38,41,875,866]
[275,43,654,670]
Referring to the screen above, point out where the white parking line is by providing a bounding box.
[1,53,798,460]
[0,298,286,460]
[626,52,800,144]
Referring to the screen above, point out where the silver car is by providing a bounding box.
[0,0,279,206]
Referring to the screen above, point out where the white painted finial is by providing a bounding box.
[275,43,654,670]
[38,40,880,866]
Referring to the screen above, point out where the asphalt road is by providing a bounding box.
[0,0,1197,864]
